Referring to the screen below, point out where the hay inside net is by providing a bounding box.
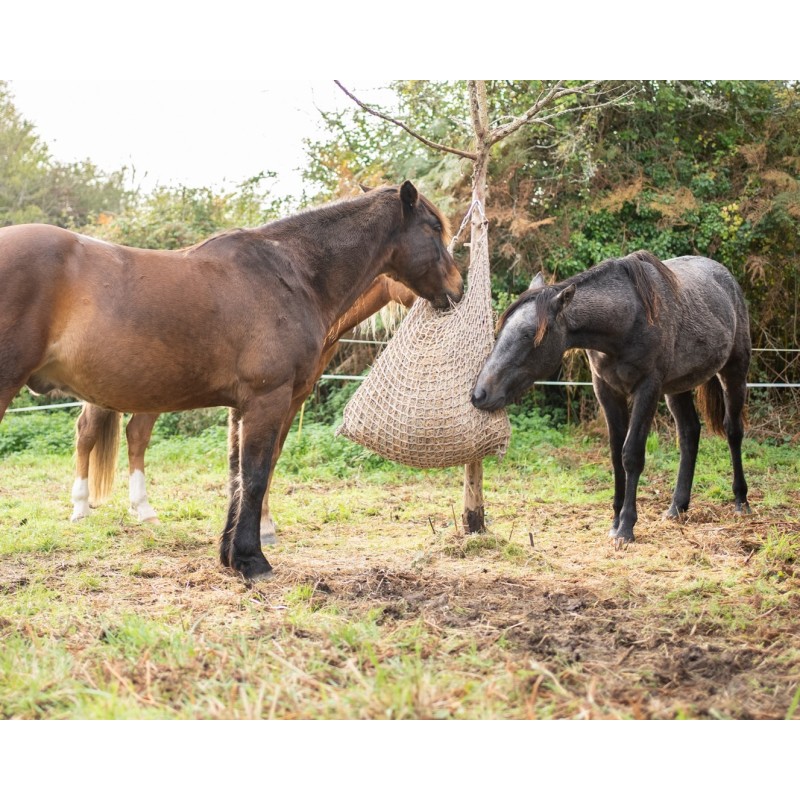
[337,210,511,468]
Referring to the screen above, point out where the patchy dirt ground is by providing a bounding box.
[1,442,799,719]
[260,496,800,719]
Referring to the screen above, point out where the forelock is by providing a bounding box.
[497,288,551,344]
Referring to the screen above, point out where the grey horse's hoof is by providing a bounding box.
[663,504,686,521]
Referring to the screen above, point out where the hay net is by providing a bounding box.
[337,203,511,468]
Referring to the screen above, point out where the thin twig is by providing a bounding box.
[488,81,571,144]
[334,81,477,161]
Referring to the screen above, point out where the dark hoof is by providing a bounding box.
[219,536,233,568]
[233,552,274,583]
[735,501,752,516]
[611,530,634,551]
[663,504,687,521]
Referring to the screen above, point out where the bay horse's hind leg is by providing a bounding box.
[664,392,701,519]
[720,365,751,514]
[71,405,99,521]
[126,413,159,523]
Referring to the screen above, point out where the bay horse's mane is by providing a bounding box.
[498,250,680,342]
[182,186,452,255]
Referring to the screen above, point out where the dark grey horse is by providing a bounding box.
[471,250,751,545]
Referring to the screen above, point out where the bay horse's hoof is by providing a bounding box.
[735,501,752,515]
[260,515,278,546]
[233,552,274,583]
[70,506,90,522]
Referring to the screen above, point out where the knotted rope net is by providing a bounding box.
[337,202,511,468]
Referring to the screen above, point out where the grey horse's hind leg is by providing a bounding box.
[720,365,751,515]
[664,391,701,519]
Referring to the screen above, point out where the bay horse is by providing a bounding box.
[70,274,417,539]
[0,182,463,580]
[471,250,751,545]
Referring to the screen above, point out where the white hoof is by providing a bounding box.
[70,502,91,522]
[260,515,278,546]
[132,502,159,524]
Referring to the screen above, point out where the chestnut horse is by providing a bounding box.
[70,274,416,539]
[472,251,750,545]
[0,182,462,580]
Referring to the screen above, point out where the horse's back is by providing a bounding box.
[659,255,750,393]
[665,256,746,307]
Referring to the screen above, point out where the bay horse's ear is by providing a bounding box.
[529,272,546,290]
[552,284,576,316]
[359,184,372,194]
[400,180,418,209]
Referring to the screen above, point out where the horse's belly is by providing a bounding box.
[663,350,731,395]
[33,337,232,413]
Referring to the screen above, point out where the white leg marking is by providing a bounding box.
[260,513,279,546]
[70,477,91,522]
[129,469,159,523]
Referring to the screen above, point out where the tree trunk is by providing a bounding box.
[462,81,491,534]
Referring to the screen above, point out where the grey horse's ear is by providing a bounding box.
[529,272,546,290]
[552,284,576,315]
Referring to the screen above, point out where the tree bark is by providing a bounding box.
[462,82,491,534]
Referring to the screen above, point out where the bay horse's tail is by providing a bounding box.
[86,410,122,504]
[696,376,726,436]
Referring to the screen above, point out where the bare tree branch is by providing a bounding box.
[334,81,477,161]
[488,81,604,145]
[527,86,637,127]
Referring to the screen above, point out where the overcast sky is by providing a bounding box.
[9,80,392,199]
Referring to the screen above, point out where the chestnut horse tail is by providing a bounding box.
[87,410,122,504]
[696,376,726,437]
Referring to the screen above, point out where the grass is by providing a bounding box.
[1,407,799,719]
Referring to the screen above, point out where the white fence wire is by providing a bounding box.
[7,346,800,413]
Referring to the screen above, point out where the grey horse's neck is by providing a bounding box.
[561,267,642,356]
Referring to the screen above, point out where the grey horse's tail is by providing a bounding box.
[696,376,726,436]
[86,410,122,504]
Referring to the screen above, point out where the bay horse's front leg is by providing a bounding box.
[219,408,242,568]
[259,395,307,545]
[664,392,701,518]
[224,389,292,581]
[615,379,662,545]
[593,376,629,539]
[126,413,159,523]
